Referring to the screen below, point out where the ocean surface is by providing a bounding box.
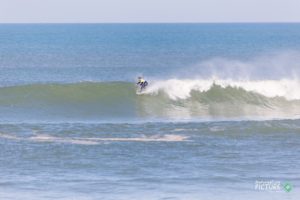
[0,23,300,199]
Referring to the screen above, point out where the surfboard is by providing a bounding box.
[136,89,147,95]
[136,86,148,95]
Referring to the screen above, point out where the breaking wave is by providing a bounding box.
[0,79,300,121]
[144,78,300,100]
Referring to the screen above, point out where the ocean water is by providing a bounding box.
[0,23,300,199]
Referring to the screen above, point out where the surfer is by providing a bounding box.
[137,77,148,91]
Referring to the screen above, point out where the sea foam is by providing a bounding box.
[145,78,300,101]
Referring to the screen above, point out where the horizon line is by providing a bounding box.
[0,21,300,24]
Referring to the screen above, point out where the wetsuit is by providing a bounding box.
[137,79,148,90]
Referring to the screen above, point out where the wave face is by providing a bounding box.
[0,80,300,122]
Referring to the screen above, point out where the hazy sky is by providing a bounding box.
[0,0,300,23]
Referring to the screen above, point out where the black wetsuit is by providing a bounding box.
[137,80,148,90]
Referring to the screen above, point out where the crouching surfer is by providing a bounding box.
[137,77,148,91]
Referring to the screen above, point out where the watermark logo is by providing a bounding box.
[255,180,293,192]
[283,183,292,192]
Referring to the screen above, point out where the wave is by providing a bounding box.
[0,132,188,145]
[0,80,300,121]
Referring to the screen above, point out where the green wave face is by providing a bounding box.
[0,82,299,122]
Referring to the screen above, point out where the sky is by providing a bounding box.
[0,0,300,23]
